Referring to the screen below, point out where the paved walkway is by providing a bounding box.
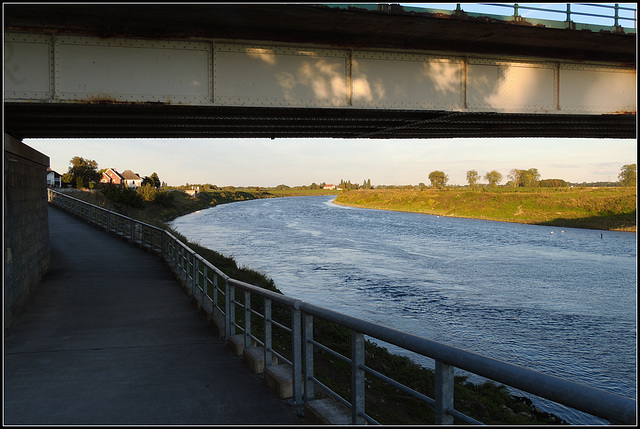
[3,207,304,425]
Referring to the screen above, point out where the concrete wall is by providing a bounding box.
[4,134,50,328]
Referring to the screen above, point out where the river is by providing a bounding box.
[169,195,636,424]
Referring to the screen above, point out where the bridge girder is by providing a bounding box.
[3,4,636,139]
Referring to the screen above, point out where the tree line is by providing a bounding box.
[427,164,636,189]
[60,154,635,194]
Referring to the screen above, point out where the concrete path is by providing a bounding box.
[3,207,304,425]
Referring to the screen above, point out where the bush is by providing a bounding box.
[539,179,569,187]
[100,184,145,209]
[136,184,174,207]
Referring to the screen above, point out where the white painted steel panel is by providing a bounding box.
[4,34,52,100]
[351,52,463,109]
[214,44,349,107]
[55,36,211,104]
[559,66,636,114]
[467,60,557,112]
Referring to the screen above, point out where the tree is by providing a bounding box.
[618,164,636,187]
[64,156,101,189]
[523,168,540,187]
[507,168,540,187]
[484,170,502,187]
[466,170,480,188]
[142,172,161,188]
[428,171,448,189]
[507,169,521,187]
[339,179,359,190]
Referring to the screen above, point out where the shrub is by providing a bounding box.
[539,179,569,187]
[100,184,145,209]
[136,184,174,207]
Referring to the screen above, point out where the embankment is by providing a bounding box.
[334,187,636,232]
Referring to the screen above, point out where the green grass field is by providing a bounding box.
[334,187,636,232]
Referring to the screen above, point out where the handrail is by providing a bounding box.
[298,301,636,424]
[47,189,637,425]
[387,3,637,31]
[480,3,637,28]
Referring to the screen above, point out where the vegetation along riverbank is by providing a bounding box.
[57,185,577,424]
[334,186,636,232]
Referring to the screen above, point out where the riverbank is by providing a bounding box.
[58,187,569,424]
[334,187,636,232]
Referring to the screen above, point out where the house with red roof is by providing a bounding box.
[100,168,125,185]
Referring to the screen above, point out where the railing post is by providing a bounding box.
[213,273,219,309]
[565,3,575,29]
[351,331,366,425]
[243,290,252,348]
[193,254,198,297]
[264,298,273,369]
[435,360,454,425]
[181,247,186,279]
[291,307,303,405]
[303,313,314,401]
[161,231,166,262]
[203,264,208,298]
[226,279,235,338]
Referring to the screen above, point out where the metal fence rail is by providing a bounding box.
[47,189,636,425]
[481,3,637,28]
[386,3,637,32]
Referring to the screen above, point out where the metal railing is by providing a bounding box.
[480,3,637,29]
[389,3,637,32]
[47,189,636,425]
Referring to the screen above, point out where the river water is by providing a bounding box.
[169,195,636,424]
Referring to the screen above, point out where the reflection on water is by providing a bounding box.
[170,195,636,425]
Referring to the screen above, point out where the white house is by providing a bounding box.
[121,169,143,188]
[46,168,62,187]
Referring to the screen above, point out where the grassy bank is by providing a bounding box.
[58,187,569,424]
[334,187,636,232]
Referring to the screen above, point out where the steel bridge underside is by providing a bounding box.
[4,104,635,139]
[3,4,636,140]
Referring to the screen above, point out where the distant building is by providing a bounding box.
[323,184,336,190]
[121,170,143,188]
[184,186,200,197]
[100,168,125,185]
[46,168,62,187]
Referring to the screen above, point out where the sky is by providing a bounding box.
[24,137,636,187]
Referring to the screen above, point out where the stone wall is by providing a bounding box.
[4,134,50,328]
